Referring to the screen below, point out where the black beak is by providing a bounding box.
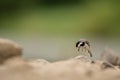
[76,41,80,47]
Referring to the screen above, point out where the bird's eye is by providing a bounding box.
[80,42,85,46]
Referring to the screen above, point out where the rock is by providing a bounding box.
[100,48,120,66]
[0,38,22,63]
[73,55,92,63]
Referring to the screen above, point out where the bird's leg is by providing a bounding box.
[88,49,92,57]
[86,46,92,57]
[84,46,92,57]
[78,46,80,51]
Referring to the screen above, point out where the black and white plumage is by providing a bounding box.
[76,39,92,57]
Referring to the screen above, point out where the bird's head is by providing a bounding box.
[76,39,90,49]
[76,39,92,57]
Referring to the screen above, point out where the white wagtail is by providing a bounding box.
[76,39,92,57]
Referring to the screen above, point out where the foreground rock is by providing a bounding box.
[0,38,22,64]
[100,48,120,66]
[0,38,120,80]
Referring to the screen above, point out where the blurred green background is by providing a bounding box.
[0,0,120,61]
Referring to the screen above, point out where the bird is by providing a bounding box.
[76,39,92,57]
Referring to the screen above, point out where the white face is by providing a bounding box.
[77,41,84,51]
[78,42,83,47]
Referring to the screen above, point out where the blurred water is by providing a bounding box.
[1,35,120,61]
